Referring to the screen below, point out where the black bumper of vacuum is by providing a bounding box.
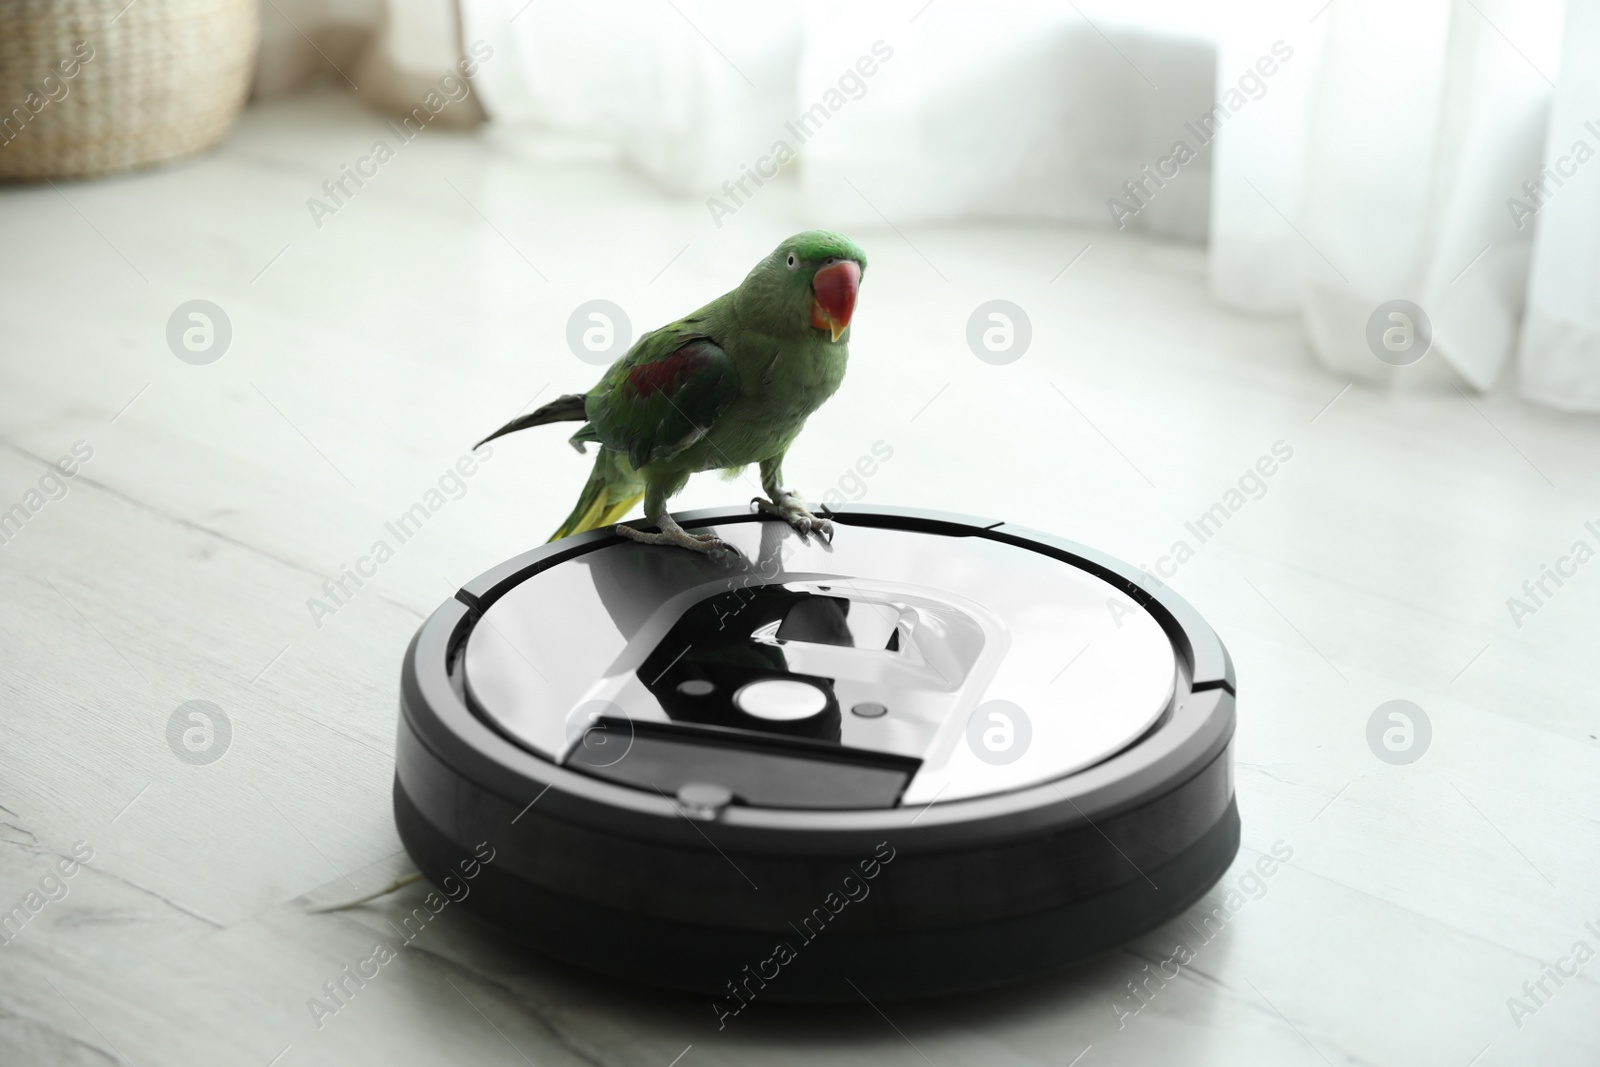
[394,760,1237,1002]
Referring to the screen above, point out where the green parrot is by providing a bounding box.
[477,230,866,553]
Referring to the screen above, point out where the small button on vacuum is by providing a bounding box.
[675,781,734,820]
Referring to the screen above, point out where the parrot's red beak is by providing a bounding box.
[810,260,861,343]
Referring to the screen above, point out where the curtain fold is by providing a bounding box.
[1519,0,1600,411]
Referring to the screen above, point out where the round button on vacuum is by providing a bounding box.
[676,781,733,820]
[852,701,888,718]
[735,679,828,721]
[676,679,715,696]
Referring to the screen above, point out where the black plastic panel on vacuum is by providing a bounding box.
[577,585,922,809]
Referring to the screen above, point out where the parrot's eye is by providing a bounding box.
[786,253,798,270]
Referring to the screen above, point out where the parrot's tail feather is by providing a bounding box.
[550,449,645,542]
[476,393,588,449]
[597,493,644,528]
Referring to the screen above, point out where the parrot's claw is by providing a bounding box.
[616,522,738,556]
[751,495,834,543]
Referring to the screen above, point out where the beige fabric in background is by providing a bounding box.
[252,0,484,127]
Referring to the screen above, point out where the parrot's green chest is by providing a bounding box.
[693,338,847,469]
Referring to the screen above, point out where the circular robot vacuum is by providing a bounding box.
[395,505,1238,1003]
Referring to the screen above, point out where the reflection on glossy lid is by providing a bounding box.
[464,520,1176,804]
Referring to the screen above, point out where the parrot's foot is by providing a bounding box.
[616,516,736,555]
[752,493,834,543]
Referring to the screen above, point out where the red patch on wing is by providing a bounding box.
[628,346,705,398]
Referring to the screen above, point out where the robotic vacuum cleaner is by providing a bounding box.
[395,505,1238,1002]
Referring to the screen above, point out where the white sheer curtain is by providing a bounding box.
[1520,0,1600,410]
[1210,0,1569,398]
[334,0,1597,409]
[461,0,1220,239]
[793,2,1216,240]
[458,0,802,194]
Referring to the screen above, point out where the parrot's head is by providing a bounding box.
[742,230,867,343]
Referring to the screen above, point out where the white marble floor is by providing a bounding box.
[2,90,1598,1066]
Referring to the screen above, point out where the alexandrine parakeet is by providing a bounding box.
[477,230,866,553]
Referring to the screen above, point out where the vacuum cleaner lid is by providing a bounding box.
[462,518,1177,808]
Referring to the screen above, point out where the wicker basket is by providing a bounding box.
[0,0,258,180]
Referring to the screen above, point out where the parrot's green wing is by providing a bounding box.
[583,320,740,471]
